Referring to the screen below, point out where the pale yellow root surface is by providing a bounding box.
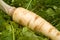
[12,7,60,40]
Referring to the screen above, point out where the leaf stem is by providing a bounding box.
[26,0,32,9]
[11,25,15,40]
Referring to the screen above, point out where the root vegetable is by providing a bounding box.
[13,7,60,40]
[0,0,60,40]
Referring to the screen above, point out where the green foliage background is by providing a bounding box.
[0,0,60,40]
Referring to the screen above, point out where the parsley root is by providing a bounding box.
[0,0,60,40]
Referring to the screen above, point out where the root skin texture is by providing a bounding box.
[13,7,60,40]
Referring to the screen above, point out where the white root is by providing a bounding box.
[0,0,60,40]
[13,7,60,40]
